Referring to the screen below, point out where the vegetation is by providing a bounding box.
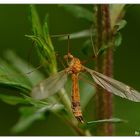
[0,5,132,136]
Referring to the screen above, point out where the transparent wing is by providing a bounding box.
[84,67,140,102]
[31,70,68,100]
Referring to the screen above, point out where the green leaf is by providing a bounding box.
[28,5,57,75]
[25,35,51,60]
[0,50,44,95]
[60,29,91,40]
[97,44,110,55]
[110,4,125,30]
[43,14,55,53]
[43,15,49,37]
[0,58,31,94]
[4,50,44,86]
[21,94,65,112]
[60,5,93,22]
[26,34,57,74]
[86,118,127,128]
[12,106,45,133]
[29,5,43,36]
[29,5,56,63]
[12,103,64,133]
[116,20,127,31]
[81,39,95,57]
[21,94,48,107]
[114,32,122,48]
[0,94,28,105]
[0,93,49,107]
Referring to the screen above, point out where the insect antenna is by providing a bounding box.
[55,52,66,70]
[51,33,71,53]
[0,63,45,78]
[25,38,47,75]
[90,25,98,58]
[25,64,44,75]
[67,34,70,54]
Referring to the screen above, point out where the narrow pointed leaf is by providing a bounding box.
[86,118,126,127]
[0,94,28,105]
[12,103,64,133]
[12,107,45,133]
[114,32,122,48]
[29,5,43,36]
[60,29,91,40]
[0,58,31,94]
[60,5,93,22]
[4,50,44,86]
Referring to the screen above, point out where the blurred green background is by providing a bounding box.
[0,4,140,136]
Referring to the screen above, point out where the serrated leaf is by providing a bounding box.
[0,94,28,105]
[60,5,93,22]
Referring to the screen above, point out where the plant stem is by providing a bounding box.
[56,88,92,136]
[94,4,114,136]
[102,4,114,135]
[66,120,91,136]
[59,88,74,118]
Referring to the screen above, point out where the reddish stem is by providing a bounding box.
[95,4,114,136]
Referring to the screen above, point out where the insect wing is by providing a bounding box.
[31,70,68,100]
[84,67,140,102]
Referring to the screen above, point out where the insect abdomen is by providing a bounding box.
[71,101,84,123]
[71,73,84,123]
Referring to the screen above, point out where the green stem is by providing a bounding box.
[51,65,75,120]
[55,88,91,136]
[59,88,74,118]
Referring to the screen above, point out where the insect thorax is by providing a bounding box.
[69,57,84,74]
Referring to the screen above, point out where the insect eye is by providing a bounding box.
[64,55,68,60]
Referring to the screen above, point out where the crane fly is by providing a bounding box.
[31,52,140,123]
